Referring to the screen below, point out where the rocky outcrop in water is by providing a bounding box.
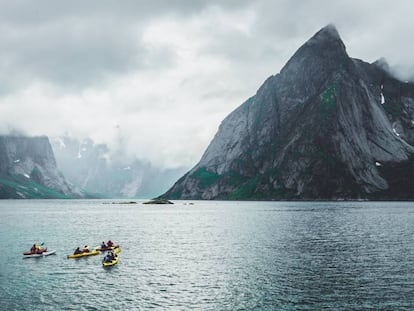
[162,25,414,200]
[0,135,83,198]
[143,199,173,204]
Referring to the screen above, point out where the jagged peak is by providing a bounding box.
[304,24,345,50]
[280,24,348,82]
[315,24,341,40]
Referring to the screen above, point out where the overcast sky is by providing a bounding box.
[0,0,413,169]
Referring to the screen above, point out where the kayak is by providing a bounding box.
[114,248,121,254]
[23,248,47,256]
[67,250,100,259]
[102,255,119,267]
[23,250,56,258]
[96,245,120,252]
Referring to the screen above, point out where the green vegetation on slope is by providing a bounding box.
[319,81,339,118]
[0,176,72,199]
[192,167,220,188]
[226,176,259,200]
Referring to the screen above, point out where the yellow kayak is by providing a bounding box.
[114,248,121,254]
[67,250,100,259]
[102,254,119,267]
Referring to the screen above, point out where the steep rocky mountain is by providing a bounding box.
[50,136,187,198]
[162,25,414,200]
[0,135,83,198]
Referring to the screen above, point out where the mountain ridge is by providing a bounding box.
[161,25,414,200]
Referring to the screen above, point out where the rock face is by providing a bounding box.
[0,135,83,199]
[162,25,414,200]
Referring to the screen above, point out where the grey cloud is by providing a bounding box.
[0,0,210,25]
[1,0,414,169]
[0,0,235,93]
[0,16,177,93]
[1,0,413,94]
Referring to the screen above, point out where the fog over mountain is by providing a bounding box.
[0,1,413,170]
[50,136,187,198]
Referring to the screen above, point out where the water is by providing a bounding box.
[0,200,413,310]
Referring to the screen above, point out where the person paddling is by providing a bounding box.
[104,252,112,262]
[73,247,82,255]
[34,244,46,254]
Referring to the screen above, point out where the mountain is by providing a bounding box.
[162,24,414,200]
[0,135,83,199]
[50,136,187,198]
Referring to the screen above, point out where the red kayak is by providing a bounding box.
[23,248,47,256]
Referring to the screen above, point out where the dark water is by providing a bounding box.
[0,200,413,310]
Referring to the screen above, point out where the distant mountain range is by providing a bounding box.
[50,136,187,199]
[0,134,186,199]
[162,25,414,200]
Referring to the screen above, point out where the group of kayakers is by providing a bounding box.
[73,240,116,254]
[24,241,121,267]
[25,240,117,255]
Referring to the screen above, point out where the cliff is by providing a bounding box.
[162,25,414,200]
[0,135,83,198]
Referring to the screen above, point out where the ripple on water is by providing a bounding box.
[0,200,413,310]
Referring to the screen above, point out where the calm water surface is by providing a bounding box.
[0,200,413,310]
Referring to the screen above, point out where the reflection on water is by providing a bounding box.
[0,200,413,310]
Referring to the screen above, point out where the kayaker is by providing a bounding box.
[35,245,46,254]
[30,244,36,254]
[74,247,82,255]
[104,253,112,262]
[100,241,106,249]
[108,251,115,260]
[83,245,90,253]
[107,240,114,247]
